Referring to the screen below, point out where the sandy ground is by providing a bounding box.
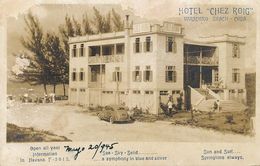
[7,101,253,142]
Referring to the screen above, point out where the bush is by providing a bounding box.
[104,105,113,111]
[208,111,213,120]
[132,107,142,116]
[225,114,234,124]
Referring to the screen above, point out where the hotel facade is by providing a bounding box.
[68,16,246,114]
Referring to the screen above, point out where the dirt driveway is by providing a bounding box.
[7,102,253,142]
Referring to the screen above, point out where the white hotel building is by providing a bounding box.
[68,16,247,114]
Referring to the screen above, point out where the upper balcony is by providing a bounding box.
[88,43,124,64]
[89,55,123,64]
[184,44,218,66]
[184,56,218,65]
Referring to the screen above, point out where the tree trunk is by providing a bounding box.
[191,108,194,120]
[63,83,66,96]
[53,84,56,94]
[43,84,47,94]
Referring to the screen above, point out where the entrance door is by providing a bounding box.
[202,67,212,85]
[184,65,200,88]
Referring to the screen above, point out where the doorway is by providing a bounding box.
[184,65,200,88]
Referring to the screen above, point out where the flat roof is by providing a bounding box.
[184,39,216,47]
[69,31,125,44]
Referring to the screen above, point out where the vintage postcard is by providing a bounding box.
[0,0,259,165]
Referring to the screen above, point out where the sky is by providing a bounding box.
[6,1,256,75]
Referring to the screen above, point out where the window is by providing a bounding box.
[166,37,173,52]
[102,91,113,94]
[133,66,142,82]
[160,91,168,95]
[91,68,97,82]
[71,88,77,92]
[232,68,240,83]
[134,38,141,53]
[229,89,235,93]
[80,88,85,92]
[143,66,153,82]
[102,45,114,56]
[72,45,77,57]
[166,36,177,53]
[72,68,76,81]
[80,44,84,57]
[89,46,100,56]
[145,90,153,95]
[214,70,219,82]
[133,90,141,94]
[112,67,122,82]
[172,90,180,94]
[79,68,85,81]
[232,43,240,58]
[116,43,125,54]
[165,66,177,82]
[144,36,152,52]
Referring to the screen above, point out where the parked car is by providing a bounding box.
[55,95,68,100]
[97,105,132,124]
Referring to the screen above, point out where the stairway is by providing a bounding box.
[190,86,247,112]
[194,88,215,100]
[195,99,247,112]
[192,88,247,112]
[195,99,216,112]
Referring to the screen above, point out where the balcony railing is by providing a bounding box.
[88,54,123,64]
[184,56,218,65]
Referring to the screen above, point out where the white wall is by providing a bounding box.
[69,43,88,104]
[129,34,158,90]
[156,34,184,91]
[225,42,245,89]
[214,41,245,89]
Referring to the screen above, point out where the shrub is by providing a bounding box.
[132,106,142,116]
[225,114,234,124]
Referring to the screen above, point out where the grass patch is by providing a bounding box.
[171,110,254,135]
[81,105,254,135]
[133,113,159,122]
[7,123,71,142]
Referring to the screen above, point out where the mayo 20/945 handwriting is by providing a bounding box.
[64,141,118,160]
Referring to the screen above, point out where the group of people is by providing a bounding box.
[164,90,220,115]
[21,93,56,104]
[166,93,183,116]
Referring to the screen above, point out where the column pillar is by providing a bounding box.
[199,47,202,88]
[154,90,160,115]
[243,89,247,104]
[100,45,103,106]
[224,89,229,100]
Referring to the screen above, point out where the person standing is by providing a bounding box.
[167,100,173,116]
[213,99,220,112]
[216,99,220,112]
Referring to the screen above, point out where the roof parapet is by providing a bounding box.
[69,31,125,43]
[133,21,183,34]
[199,34,246,44]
